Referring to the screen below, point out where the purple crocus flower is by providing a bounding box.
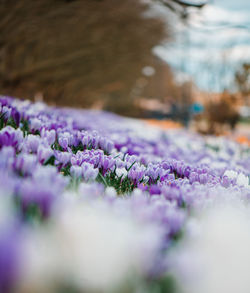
[25,134,40,153]
[58,137,68,150]
[99,137,114,153]
[37,144,53,164]
[0,126,23,150]
[128,164,145,183]
[29,118,42,132]
[100,155,115,174]
[11,108,21,127]
[221,175,231,188]
[189,172,198,184]
[19,180,55,219]
[70,165,82,178]
[81,133,92,148]
[55,151,71,167]
[13,153,37,176]
[149,185,161,195]
[0,146,15,169]
[81,162,99,181]
[199,174,208,184]
[71,151,84,166]
[1,106,11,122]
[162,185,181,203]
[0,97,14,108]
[58,132,72,150]
[137,183,148,192]
[91,132,99,149]
[40,129,56,146]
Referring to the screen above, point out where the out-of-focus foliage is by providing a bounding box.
[196,91,240,135]
[235,63,250,106]
[0,0,168,116]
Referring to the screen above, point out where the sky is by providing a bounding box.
[152,0,250,92]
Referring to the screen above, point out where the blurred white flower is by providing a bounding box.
[224,170,249,188]
[171,201,250,293]
[105,186,117,197]
[236,173,249,188]
[224,170,237,180]
[19,200,162,292]
[115,167,128,178]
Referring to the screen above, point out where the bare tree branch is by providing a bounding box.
[169,0,207,8]
[154,0,207,18]
[156,0,207,14]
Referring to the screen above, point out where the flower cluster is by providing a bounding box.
[0,96,249,292]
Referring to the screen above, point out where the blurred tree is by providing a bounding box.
[235,63,250,106]
[198,91,240,134]
[0,0,167,116]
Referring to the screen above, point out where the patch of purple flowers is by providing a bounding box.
[0,95,249,292]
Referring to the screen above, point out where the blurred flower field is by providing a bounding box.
[0,96,250,293]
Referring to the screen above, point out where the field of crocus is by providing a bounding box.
[0,96,250,293]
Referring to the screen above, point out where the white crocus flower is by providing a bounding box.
[223,170,238,180]
[236,173,249,188]
[224,170,249,188]
[116,167,128,178]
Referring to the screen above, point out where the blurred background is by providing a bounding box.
[0,0,249,137]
